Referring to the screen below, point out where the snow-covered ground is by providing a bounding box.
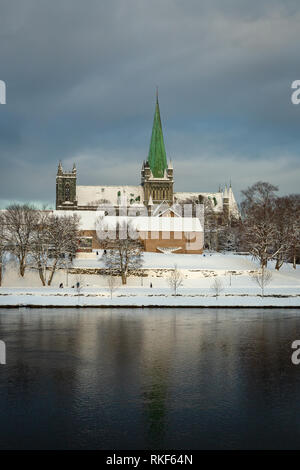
[0,252,299,307]
[74,250,256,270]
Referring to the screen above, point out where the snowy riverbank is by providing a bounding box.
[0,287,300,308]
[1,252,299,308]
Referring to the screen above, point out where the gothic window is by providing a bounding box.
[65,183,70,201]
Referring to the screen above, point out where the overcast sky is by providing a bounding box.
[0,0,300,208]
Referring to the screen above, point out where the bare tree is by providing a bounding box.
[29,211,51,286]
[167,264,184,295]
[104,240,143,284]
[285,195,300,269]
[30,213,79,286]
[251,267,272,297]
[211,277,224,298]
[100,222,143,285]
[218,224,242,252]
[241,185,300,270]
[289,224,300,269]
[0,213,6,286]
[240,182,279,267]
[107,272,118,299]
[289,225,300,269]
[3,204,40,277]
[46,214,79,286]
[272,196,294,270]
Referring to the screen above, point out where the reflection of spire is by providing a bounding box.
[142,368,168,446]
[141,315,177,449]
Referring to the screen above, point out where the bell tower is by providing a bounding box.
[56,162,77,209]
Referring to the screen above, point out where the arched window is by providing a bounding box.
[65,183,70,201]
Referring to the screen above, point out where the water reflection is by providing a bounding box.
[0,308,300,449]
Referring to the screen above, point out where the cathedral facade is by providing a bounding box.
[56,94,239,224]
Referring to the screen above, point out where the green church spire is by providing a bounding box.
[148,90,168,178]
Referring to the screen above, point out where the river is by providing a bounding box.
[0,307,299,450]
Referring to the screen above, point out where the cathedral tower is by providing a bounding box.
[141,91,174,206]
[56,162,77,209]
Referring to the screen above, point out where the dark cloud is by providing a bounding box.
[0,0,300,207]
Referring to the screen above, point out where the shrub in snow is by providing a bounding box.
[167,264,184,296]
[251,268,272,297]
[211,277,224,298]
[107,272,118,299]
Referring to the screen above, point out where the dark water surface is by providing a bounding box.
[0,308,300,450]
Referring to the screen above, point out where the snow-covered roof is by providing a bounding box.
[76,185,144,207]
[174,190,240,217]
[52,210,203,232]
[51,210,104,231]
[174,192,224,212]
[98,216,203,233]
[75,185,239,217]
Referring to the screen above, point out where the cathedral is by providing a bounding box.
[56,93,239,225]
